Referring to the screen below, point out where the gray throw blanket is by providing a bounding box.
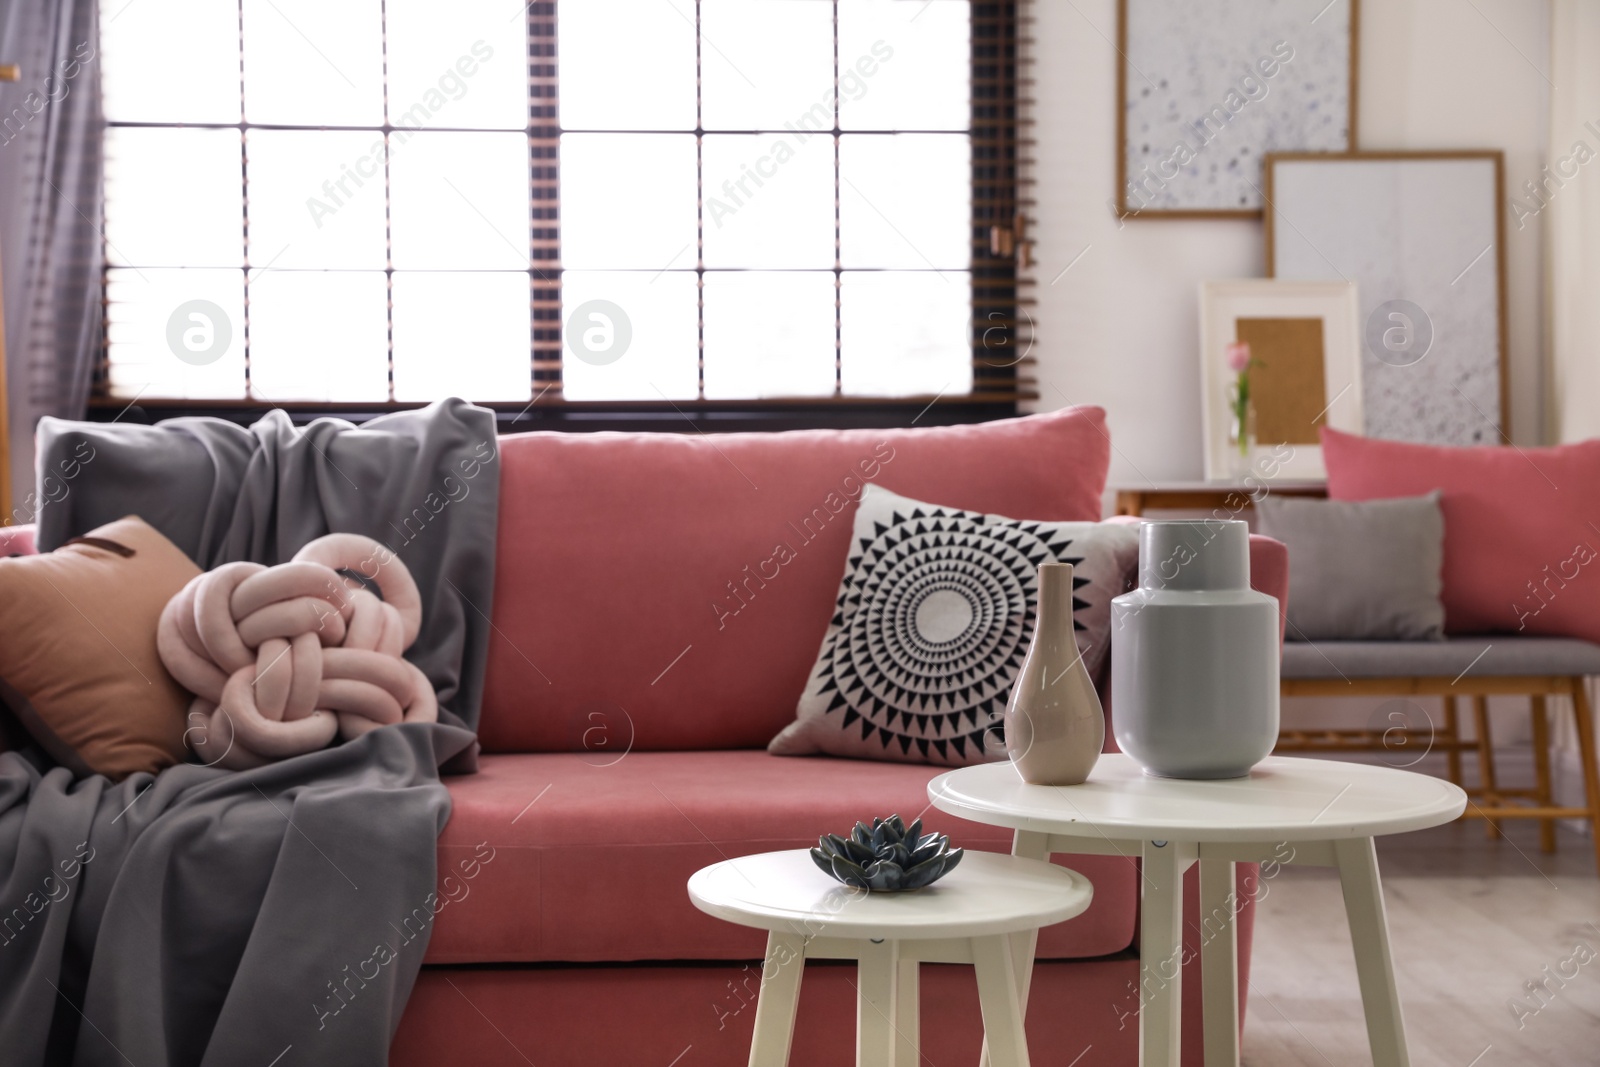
[0,399,499,1066]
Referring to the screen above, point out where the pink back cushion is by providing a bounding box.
[481,408,1112,752]
[1322,427,1600,639]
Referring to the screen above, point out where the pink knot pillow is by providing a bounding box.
[158,534,437,769]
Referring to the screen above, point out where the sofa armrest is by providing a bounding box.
[1248,532,1288,644]
[0,524,37,557]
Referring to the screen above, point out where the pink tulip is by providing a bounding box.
[1225,341,1251,373]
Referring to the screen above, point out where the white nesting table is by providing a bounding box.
[928,755,1467,1067]
[688,849,1093,1067]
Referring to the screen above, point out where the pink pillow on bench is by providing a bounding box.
[1321,427,1600,640]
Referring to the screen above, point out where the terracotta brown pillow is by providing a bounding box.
[0,516,200,779]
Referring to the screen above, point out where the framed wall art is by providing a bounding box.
[1117,0,1359,218]
[1264,150,1509,444]
[1199,279,1362,481]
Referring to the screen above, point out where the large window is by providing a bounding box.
[97,0,1028,409]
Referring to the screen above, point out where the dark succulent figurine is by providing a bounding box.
[810,815,964,892]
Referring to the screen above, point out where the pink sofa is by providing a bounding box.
[395,407,1288,1066]
[4,407,1290,1065]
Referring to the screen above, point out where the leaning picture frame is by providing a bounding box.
[1199,279,1362,481]
[1117,0,1359,218]
[1264,150,1509,444]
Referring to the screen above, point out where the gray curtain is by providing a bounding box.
[0,0,101,520]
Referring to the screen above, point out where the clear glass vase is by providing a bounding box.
[1228,403,1256,478]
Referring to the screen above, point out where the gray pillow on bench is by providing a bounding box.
[1255,491,1446,641]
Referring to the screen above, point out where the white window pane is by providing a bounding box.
[247,271,389,401]
[105,128,243,268]
[839,0,969,131]
[703,272,836,399]
[840,134,969,269]
[561,271,698,400]
[702,135,834,269]
[393,272,531,402]
[390,132,529,269]
[386,0,526,131]
[560,134,697,270]
[701,0,833,131]
[240,0,384,125]
[100,0,241,123]
[558,0,696,130]
[840,271,971,396]
[247,131,387,270]
[104,268,246,399]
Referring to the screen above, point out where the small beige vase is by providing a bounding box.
[1005,562,1104,785]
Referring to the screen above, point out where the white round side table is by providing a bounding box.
[928,754,1467,1067]
[688,849,1093,1067]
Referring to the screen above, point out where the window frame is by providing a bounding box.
[90,0,1033,427]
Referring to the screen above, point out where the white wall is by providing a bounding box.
[1028,0,1553,499]
[1027,0,1566,796]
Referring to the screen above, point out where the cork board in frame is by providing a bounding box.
[1116,0,1360,219]
[1263,150,1510,444]
[1237,317,1327,445]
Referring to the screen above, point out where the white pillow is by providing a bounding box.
[768,485,1138,767]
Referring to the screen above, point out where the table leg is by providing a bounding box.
[748,932,806,1067]
[972,935,1031,1067]
[980,830,1052,1067]
[1474,695,1502,839]
[857,939,899,1067]
[1334,837,1410,1067]
[1198,858,1240,1067]
[1141,840,1186,1067]
[1007,831,1051,1011]
[1531,694,1556,853]
[1443,695,1463,788]
[1570,679,1600,876]
[895,958,920,1067]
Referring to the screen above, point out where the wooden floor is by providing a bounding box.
[1242,818,1600,1066]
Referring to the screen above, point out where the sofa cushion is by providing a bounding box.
[770,485,1138,766]
[427,750,1138,965]
[482,407,1112,753]
[1321,427,1600,640]
[1281,637,1600,679]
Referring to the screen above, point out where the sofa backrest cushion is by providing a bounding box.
[1322,427,1600,639]
[480,407,1112,752]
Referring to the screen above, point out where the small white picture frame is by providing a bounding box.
[1199,279,1362,481]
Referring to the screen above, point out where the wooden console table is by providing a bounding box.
[1113,480,1327,517]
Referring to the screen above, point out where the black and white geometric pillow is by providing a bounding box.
[769,485,1138,767]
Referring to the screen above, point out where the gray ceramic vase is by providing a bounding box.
[1110,520,1279,779]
